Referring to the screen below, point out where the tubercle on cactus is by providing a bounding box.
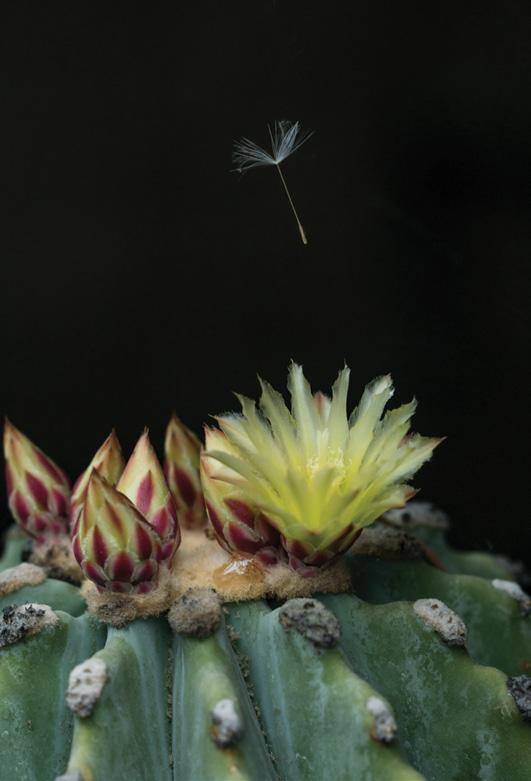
[0,569,529,781]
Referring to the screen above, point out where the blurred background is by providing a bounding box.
[1,2,530,563]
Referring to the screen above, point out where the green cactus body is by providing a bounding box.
[226,600,423,781]
[0,532,29,572]
[347,556,531,675]
[0,521,530,781]
[0,611,105,781]
[0,580,86,617]
[172,626,277,780]
[406,524,516,580]
[323,593,531,780]
[66,619,173,781]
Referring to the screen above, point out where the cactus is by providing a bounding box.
[1,365,530,781]
[1,513,530,781]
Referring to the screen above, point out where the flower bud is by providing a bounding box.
[281,526,363,577]
[200,427,284,566]
[117,430,180,562]
[72,470,161,593]
[3,419,70,542]
[70,430,125,530]
[164,414,206,528]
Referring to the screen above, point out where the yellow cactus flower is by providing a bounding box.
[203,363,442,572]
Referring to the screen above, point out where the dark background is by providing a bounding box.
[1,2,530,563]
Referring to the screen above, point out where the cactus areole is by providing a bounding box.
[1,364,530,781]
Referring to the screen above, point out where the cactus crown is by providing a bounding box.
[205,363,441,549]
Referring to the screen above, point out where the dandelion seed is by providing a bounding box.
[232,120,313,245]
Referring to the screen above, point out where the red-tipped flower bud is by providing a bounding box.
[70,430,125,530]
[200,427,284,566]
[117,430,180,562]
[164,414,206,529]
[3,419,70,542]
[72,470,162,593]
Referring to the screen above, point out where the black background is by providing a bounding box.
[1,2,530,564]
